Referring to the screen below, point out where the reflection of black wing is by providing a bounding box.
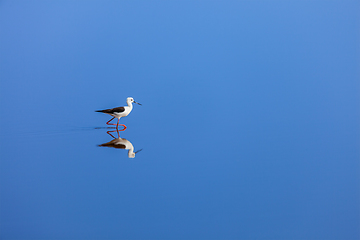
[98,142,126,149]
[96,106,125,114]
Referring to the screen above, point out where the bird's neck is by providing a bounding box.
[127,101,133,110]
[128,148,134,156]
[127,145,135,158]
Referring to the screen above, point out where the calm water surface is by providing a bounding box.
[1,1,359,239]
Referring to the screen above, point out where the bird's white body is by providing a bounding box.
[107,101,133,119]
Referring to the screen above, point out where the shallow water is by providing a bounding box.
[1,1,359,239]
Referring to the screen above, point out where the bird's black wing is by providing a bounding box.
[98,142,126,149]
[96,106,125,113]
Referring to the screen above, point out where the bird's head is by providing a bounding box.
[127,97,142,105]
[128,148,143,158]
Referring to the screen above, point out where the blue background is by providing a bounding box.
[1,1,359,239]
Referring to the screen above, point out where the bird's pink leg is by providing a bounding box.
[115,118,127,131]
[106,117,117,126]
[105,118,126,131]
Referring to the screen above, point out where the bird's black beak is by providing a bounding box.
[134,101,142,106]
[135,149,143,154]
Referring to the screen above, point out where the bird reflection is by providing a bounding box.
[98,128,142,158]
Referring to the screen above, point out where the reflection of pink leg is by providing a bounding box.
[106,130,117,138]
[106,117,117,126]
[107,128,124,138]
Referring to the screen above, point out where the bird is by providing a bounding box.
[96,97,141,130]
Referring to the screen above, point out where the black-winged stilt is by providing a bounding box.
[96,97,141,130]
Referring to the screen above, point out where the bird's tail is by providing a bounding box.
[95,110,104,113]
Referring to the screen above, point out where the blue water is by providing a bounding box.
[1,1,359,239]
